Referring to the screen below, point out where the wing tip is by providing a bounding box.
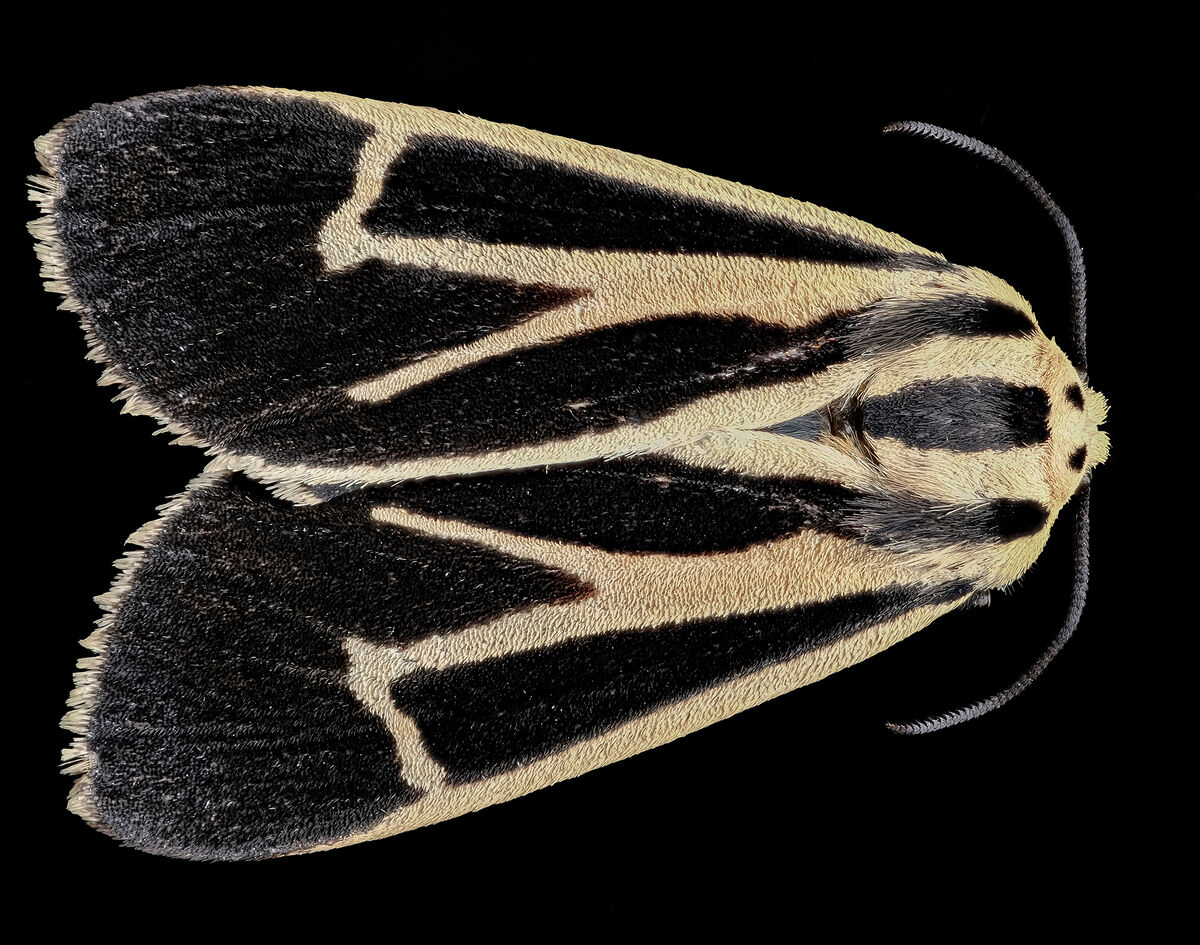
[59,472,236,851]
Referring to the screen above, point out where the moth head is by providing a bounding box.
[875,120,1110,519]
[842,272,1107,508]
[1047,350,1110,496]
[781,268,1107,589]
[871,121,1106,734]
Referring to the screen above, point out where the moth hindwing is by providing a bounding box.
[31,87,1109,859]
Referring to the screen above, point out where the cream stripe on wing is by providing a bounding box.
[340,246,920,404]
[300,87,939,258]
[344,638,446,793]
[343,503,944,811]
[368,505,916,667]
[314,119,938,404]
[318,592,966,853]
[214,359,878,488]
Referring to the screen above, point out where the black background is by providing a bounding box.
[10,10,1185,920]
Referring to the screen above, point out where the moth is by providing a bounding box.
[31,87,1109,860]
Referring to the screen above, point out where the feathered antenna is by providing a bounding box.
[880,122,1092,734]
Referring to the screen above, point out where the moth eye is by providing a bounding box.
[1068,445,1087,471]
[1065,384,1085,410]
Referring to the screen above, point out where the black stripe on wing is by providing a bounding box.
[391,578,973,783]
[364,133,944,269]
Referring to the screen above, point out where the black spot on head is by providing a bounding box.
[1069,446,1087,471]
[1066,384,1085,410]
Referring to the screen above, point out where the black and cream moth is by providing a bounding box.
[30,87,1109,860]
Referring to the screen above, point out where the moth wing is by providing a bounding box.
[33,86,943,489]
[68,469,969,859]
